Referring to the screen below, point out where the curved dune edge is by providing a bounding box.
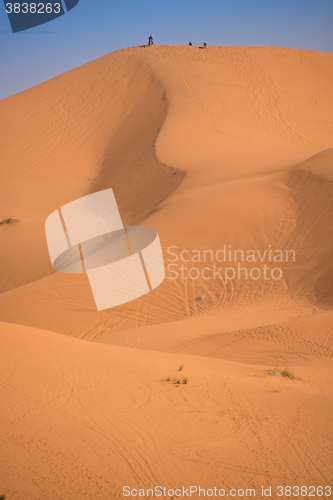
[0,47,186,295]
[0,47,332,340]
[283,148,333,309]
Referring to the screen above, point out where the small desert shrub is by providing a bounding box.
[268,367,280,377]
[0,217,18,225]
[178,364,184,371]
[268,367,301,381]
[280,369,301,380]
[169,375,188,385]
[0,495,6,500]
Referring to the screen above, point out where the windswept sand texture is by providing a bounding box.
[0,46,333,499]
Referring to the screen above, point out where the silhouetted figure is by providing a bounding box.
[148,35,154,45]
[189,41,192,46]
[203,42,207,48]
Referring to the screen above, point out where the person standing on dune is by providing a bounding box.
[148,35,153,45]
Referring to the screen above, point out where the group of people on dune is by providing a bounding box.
[188,41,207,46]
[148,35,207,47]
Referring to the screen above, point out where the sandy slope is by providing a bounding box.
[0,45,333,499]
[1,321,332,500]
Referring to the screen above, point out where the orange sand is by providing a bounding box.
[0,45,332,499]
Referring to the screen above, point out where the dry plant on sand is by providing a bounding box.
[268,367,301,381]
[166,375,189,385]
[0,217,18,225]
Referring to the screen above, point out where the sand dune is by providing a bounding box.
[1,320,332,500]
[0,45,333,499]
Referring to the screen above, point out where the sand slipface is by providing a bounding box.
[0,46,333,499]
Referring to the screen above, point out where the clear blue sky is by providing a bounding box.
[1,0,332,101]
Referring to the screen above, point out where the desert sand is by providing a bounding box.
[0,45,333,499]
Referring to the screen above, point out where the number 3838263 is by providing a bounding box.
[5,3,61,14]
